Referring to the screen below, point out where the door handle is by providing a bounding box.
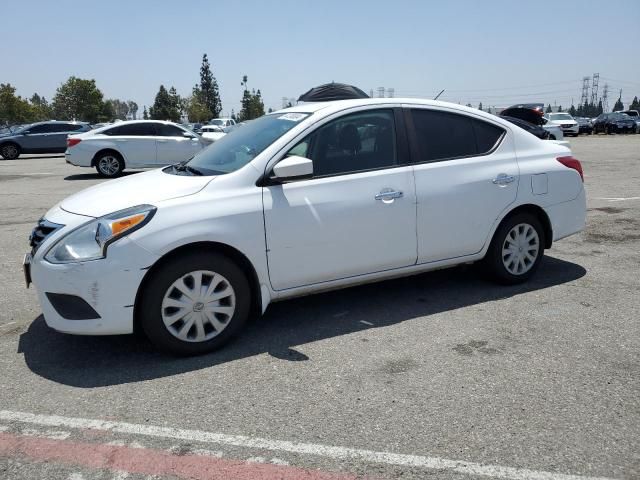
[375,189,403,201]
[116,139,127,142]
[492,173,515,185]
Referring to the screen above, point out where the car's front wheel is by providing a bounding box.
[139,251,251,355]
[483,213,545,285]
[95,152,124,177]
[0,143,21,160]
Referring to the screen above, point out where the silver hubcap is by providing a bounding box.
[502,223,540,275]
[161,270,236,343]
[98,156,120,175]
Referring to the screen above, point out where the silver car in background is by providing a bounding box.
[0,121,91,159]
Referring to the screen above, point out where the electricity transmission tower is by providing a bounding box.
[601,84,609,112]
[377,87,385,98]
[590,73,599,106]
[580,77,590,106]
[387,88,394,98]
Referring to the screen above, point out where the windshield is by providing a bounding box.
[549,114,573,121]
[209,119,225,126]
[186,113,310,175]
[612,113,631,120]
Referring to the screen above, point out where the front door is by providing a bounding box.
[407,107,519,263]
[112,122,158,167]
[155,123,202,165]
[263,108,417,291]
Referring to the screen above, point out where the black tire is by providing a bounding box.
[0,142,21,160]
[482,213,545,285]
[548,134,556,140]
[139,251,251,355]
[95,151,124,177]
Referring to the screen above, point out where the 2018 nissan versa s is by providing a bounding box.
[24,99,586,355]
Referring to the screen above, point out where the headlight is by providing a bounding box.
[45,205,156,264]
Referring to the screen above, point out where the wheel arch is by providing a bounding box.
[91,148,125,167]
[133,241,262,334]
[492,203,553,250]
[0,141,21,157]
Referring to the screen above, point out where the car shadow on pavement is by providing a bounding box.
[18,256,586,388]
[64,171,140,181]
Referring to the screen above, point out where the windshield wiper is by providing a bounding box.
[172,161,203,176]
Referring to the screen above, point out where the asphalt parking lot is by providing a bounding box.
[0,136,639,479]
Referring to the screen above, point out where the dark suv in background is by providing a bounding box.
[0,121,91,159]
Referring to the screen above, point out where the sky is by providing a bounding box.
[2,0,640,116]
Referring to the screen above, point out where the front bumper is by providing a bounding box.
[29,208,160,335]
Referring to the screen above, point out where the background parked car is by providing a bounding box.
[183,123,203,134]
[0,121,91,160]
[499,106,564,140]
[208,117,236,128]
[575,117,593,135]
[593,112,637,134]
[545,113,579,137]
[65,120,207,177]
[199,125,227,143]
[621,110,640,132]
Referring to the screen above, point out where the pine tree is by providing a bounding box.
[558,105,563,112]
[546,104,552,113]
[612,97,624,112]
[143,106,149,119]
[199,54,222,119]
[149,85,180,122]
[597,100,604,115]
[478,102,483,111]
[569,104,576,116]
[630,96,639,110]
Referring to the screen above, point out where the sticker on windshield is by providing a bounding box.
[278,113,307,122]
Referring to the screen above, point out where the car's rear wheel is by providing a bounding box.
[95,152,124,177]
[0,143,21,160]
[139,252,251,355]
[483,213,545,285]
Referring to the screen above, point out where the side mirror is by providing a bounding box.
[272,155,313,181]
[183,132,196,139]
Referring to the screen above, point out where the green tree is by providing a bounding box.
[168,87,183,120]
[186,95,211,122]
[107,99,129,120]
[149,85,180,122]
[52,76,105,123]
[597,100,603,115]
[143,106,149,120]
[99,101,116,122]
[29,93,52,120]
[127,101,139,120]
[199,54,222,119]
[629,96,639,110]
[569,104,576,116]
[545,104,552,113]
[238,77,265,121]
[0,83,34,124]
[612,97,624,112]
[478,102,483,111]
[558,105,563,112]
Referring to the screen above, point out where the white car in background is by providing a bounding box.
[545,113,579,137]
[209,117,236,128]
[26,99,586,355]
[199,125,227,143]
[65,120,207,177]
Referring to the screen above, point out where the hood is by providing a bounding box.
[60,168,215,217]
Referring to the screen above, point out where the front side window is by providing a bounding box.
[285,109,397,177]
[410,109,504,162]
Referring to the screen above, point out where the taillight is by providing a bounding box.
[67,138,81,148]
[557,156,583,182]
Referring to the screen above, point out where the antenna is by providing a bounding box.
[434,89,445,100]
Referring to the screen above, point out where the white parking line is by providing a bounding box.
[595,196,640,202]
[0,410,616,480]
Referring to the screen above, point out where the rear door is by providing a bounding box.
[109,123,157,166]
[406,107,518,263]
[155,123,202,165]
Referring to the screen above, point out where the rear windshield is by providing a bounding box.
[549,113,573,120]
[186,113,310,175]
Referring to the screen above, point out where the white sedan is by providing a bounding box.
[65,120,208,177]
[26,99,586,355]
[545,113,580,137]
[199,125,227,143]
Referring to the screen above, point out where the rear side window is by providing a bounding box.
[156,124,186,137]
[410,109,504,162]
[28,124,55,134]
[111,123,156,136]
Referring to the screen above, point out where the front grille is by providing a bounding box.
[29,218,64,254]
